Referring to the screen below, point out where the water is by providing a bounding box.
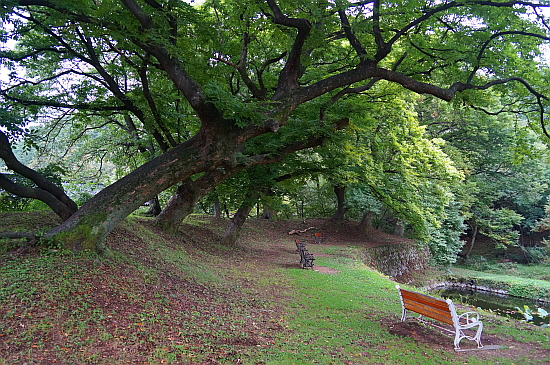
[429,286,550,326]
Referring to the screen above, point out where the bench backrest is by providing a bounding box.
[398,287,454,326]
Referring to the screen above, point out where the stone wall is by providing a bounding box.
[362,243,431,277]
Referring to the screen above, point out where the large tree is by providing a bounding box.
[1,0,550,253]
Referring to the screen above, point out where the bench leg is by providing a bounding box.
[454,321,483,350]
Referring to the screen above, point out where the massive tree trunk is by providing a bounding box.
[44,125,252,253]
[332,185,346,221]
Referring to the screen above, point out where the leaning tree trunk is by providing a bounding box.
[155,166,247,233]
[0,130,78,220]
[332,185,346,221]
[154,179,199,234]
[221,204,255,246]
[464,223,479,261]
[42,118,347,253]
[44,125,248,254]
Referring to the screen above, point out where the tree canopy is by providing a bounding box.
[1,0,550,254]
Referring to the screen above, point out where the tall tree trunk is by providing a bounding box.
[221,190,261,245]
[332,185,346,221]
[464,223,479,260]
[213,196,222,219]
[259,205,274,219]
[144,196,162,216]
[359,211,374,235]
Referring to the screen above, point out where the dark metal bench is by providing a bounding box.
[295,239,315,269]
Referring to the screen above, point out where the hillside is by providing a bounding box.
[0,212,549,364]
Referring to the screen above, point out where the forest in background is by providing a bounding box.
[2,0,550,267]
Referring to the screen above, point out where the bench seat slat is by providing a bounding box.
[402,300,451,316]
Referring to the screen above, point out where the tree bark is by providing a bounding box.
[154,179,203,234]
[332,185,346,221]
[153,128,348,233]
[221,190,261,246]
[464,223,479,260]
[359,211,374,235]
[144,196,162,216]
[0,131,77,220]
[213,196,222,219]
[44,126,244,253]
[259,205,275,220]
[394,219,405,237]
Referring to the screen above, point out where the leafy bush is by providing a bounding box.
[426,201,466,266]
[465,256,492,271]
[521,245,549,264]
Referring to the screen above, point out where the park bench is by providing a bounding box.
[395,285,483,350]
[295,239,315,269]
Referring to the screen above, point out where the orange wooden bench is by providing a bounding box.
[312,232,325,244]
[395,285,483,350]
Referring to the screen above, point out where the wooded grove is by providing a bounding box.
[2,0,550,262]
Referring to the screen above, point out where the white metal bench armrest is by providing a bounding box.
[458,311,480,324]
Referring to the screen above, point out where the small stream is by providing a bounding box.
[429,286,550,326]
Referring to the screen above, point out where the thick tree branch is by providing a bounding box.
[120,0,221,123]
[468,30,550,84]
[265,0,312,99]
[337,4,368,61]
[138,55,176,150]
[0,174,75,220]
[0,130,78,217]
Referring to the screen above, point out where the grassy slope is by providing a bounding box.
[0,212,549,364]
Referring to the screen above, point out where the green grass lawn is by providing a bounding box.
[257,249,548,365]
